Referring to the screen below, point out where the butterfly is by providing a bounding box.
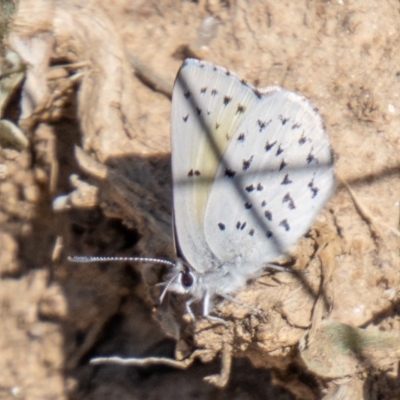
[165,58,334,317]
[70,58,334,319]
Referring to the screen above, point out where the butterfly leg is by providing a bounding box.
[186,295,226,325]
[203,291,228,326]
[216,290,268,317]
[202,290,211,316]
[185,297,196,320]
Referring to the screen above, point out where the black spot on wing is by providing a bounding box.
[237,133,245,142]
[308,179,319,198]
[281,174,292,185]
[307,151,316,164]
[311,186,319,198]
[223,96,232,106]
[242,156,254,171]
[279,115,289,125]
[254,89,262,99]
[240,222,246,230]
[299,134,307,145]
[211,89,218,96]
[264,210,272,221]
[279,219,290,231]
[183,114,189,122]
[184,91,191,99]
[245,184,255,192]
[218,223,225,231]
[187,169,201,177]
[236,104,246,114]
[282,193,296,209]
[196,107,202,115]
[276,145,284,156]
[266,230,273,238]
[257,183,263,191]
[249,229,255,236]
[200,87,207,94]
[279,159,287,171]
[261,200,267,207]
[292,123,301,130]
[265,140,277,151]
[225,168,236,178]
[236,221,241,229]
[244,202,252,210]
[257,120,265,131]
[257,119,271,132]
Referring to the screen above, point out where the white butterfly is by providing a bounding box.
[69,58,334,319]
[167,58,334,316]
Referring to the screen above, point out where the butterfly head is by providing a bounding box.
[159,258,204,303]
[171,258,195,291]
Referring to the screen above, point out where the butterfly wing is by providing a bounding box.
[171,59,270,273]
[204,89,334,270]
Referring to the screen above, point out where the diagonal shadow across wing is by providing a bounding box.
[173,69,334,258]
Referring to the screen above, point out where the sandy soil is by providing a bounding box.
[0,1,399,399]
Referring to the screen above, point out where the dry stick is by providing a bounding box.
[129,54,173,99]
[52,61,90,70]
[19,70,84,195]
[91,349,203,370]
[203,342,233,388]
[340,176,400,239]
[308,223,336,339]
[31,72,85,120]
[0,66,26,79]
[49,73,84,193]
[51,236,63,262]
[49,132,58,194]
[90,343,233,388]
[340,176,400,283]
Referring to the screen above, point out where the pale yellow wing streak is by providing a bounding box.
[171,59,259,271]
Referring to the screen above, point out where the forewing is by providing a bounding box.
[204,89,334,270]
[171,59,265,272]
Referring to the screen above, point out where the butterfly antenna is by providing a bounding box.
[159,271,181,304]
[68,255,176,268]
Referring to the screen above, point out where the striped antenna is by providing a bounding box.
[68,256,176,268]
[159,271,182,303]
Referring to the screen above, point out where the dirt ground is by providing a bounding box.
[0,0,400,399]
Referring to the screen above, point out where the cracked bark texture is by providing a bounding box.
[1,0,400,399]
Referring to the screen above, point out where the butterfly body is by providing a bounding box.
[169,58,334,315]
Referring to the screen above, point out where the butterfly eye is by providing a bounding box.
[181,270,194,289]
